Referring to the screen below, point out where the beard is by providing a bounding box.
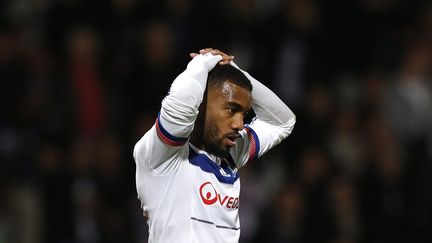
[202,121,231,158]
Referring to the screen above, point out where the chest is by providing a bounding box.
[187,148,241,210]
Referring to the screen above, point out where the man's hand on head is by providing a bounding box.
[190,48,234,65]
[181,48,224,83]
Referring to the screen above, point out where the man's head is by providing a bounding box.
[195,64,252,158]
[207,64,253,93]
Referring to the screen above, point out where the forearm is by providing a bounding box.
[159,54,223,138]
[251,77,295,127]
[231,62,296,129]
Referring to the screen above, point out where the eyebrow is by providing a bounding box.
[225,102,250,112]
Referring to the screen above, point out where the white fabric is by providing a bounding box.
[133,54,295,243]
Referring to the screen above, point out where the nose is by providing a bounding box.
[231,114,244,131]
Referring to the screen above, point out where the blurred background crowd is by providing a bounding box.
[1,0,432,242]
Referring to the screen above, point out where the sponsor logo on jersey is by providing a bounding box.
[199,182,239,209]
[219,168,230,177]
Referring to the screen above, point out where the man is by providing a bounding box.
[133,48,296,242]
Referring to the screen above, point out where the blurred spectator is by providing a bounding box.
[69,137,100,243]
[292,83,334,153]
[269,0,321,108]
[327,106,366,179]
[93,134,135,243]
[328,176,361,243]
[262,182,306,243]
[0,26,26,125]
[239,147,289,242]
[383,39,432,145]
[125,18,181,117]
[38,142,74,243]
[296,146,335,243]
[66,27,108,138]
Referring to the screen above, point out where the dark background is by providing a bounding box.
[1,0,432,242]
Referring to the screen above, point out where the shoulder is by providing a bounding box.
[134,127,191,173]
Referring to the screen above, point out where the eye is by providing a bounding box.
[226,107,235,114]
[224,103,244,116]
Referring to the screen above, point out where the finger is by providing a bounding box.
[200,48,214,54]
[189,53,199,58]
[213,49,234,60]
[224,55,234,60]
[221,55,234,62]
[211,49,225,57]
[217,50,230,57]
[218,56,234,65]
[199,48,232,57]
[197,48,234,63]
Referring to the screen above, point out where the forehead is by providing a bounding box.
[208,82,252,106]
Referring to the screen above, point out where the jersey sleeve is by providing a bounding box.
[133,54,223,172]
[230,62,296,168]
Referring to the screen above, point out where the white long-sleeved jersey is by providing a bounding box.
[133,53,296,243]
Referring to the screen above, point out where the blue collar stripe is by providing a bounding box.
[188,148,239,184]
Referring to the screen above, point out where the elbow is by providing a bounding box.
[133,136,148,163]
[133,139,141,162]
[282,114,296,136]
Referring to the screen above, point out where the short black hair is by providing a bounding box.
[207,64,252,92]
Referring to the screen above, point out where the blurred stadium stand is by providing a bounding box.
[1,0,432,242]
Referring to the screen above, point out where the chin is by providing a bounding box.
[205,143,231,158]
[216,145,232,158]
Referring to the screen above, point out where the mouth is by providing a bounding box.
[224,133,240,147]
